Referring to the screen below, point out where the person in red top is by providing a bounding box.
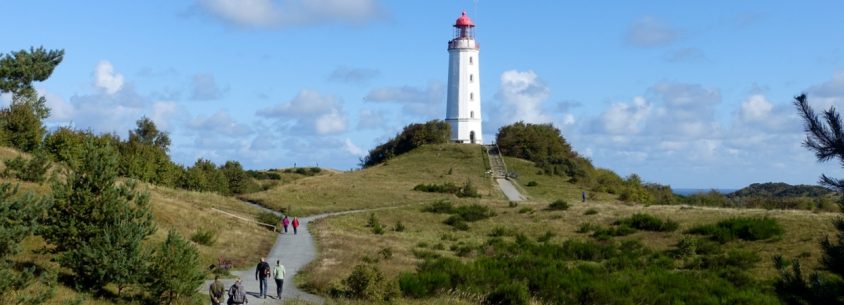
[292,217,300,235]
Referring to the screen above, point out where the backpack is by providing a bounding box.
[259,262,271,277]
[229,285,245,304]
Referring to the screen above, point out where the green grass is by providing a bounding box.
[242,144,497,216]
[291,146,839,303]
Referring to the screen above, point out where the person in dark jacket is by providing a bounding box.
[255,257,271,299]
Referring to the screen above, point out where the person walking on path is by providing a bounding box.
[273,260,286,299]
[582,191,587,203]
[292,217,300,235]
[228,278,248,305]
[209,275,225,305]
[255,257,271,299]
[281,216,290,234]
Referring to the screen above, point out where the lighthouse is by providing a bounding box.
[445,11,482,144]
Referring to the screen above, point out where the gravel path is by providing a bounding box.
[204,204,393,305]
[497,178,526,201]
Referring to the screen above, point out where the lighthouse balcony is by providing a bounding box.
[448,39,480,50]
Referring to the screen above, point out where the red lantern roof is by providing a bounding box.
[454,11,475,27]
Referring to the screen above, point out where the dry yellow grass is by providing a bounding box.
[242,144,499,216]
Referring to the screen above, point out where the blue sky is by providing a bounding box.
[4,0,844,189]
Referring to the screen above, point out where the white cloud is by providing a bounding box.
[626,16,679,47]
[315,109,347,134]
[364,82,444,117]
[808,72,844,109]
[257,89,349,135]
[197,0,383,28]
[357,109,386,130]
[739,94,773,122]
[328,66,379,83]
[39,89,75,121]
[343,138,365,157]
[151,101,179,130]
[599,96,651,135]
[191,73,226,100]
[259,89,339,117]
[496,70,551,124]
[189,111,253,136]
[94,60,124,95]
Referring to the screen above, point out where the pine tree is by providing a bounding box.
[43,139,155,293]
[776,94,844,304]
[0,183,54,303]
[0,47,63,152]
[146,230,204,305]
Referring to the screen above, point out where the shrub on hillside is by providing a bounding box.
[399,236,780,304]
[526,181,538,187]
[414,180,480,198]
[686,217,783,243]
[615,213,679,232]
[454,204,496,221]
[3,151,50,183]
[361,120,450,167]
[485,281,530,305]
[422,200,455,214]
[546,199,570,211]
[190,228,218,246]
[342,263,398,301]
[414,182,460,194]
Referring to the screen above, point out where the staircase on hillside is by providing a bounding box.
[485,145,507,179]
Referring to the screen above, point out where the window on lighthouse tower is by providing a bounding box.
[470,56,473,64]
[470,92,474,101]
[470,74,474,82]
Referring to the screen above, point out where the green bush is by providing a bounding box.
[422,200,455,214]
[485,281,530,305]
[394,221,406,232]
[3,152,50,183]
[444,216,470,231]
[456,180,481,198]
[518,207,533,214]
[686,217,784,243]
[362,120,451,167]
[454,204,496,222]
[615,213,679,232]
[414,180,480,198]
[547,199,570,211]
[526,181,538,187]
[399,236,780,304]
[189,228,217,246]
[343,263,397,301]
[584,208,599,215]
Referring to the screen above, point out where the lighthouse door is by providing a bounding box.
[470,131,476,144]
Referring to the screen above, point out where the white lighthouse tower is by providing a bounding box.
[445,11,482,144]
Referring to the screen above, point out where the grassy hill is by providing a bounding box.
[247,144,841,304]
[2,147,276,304]
[242,144,497,216]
